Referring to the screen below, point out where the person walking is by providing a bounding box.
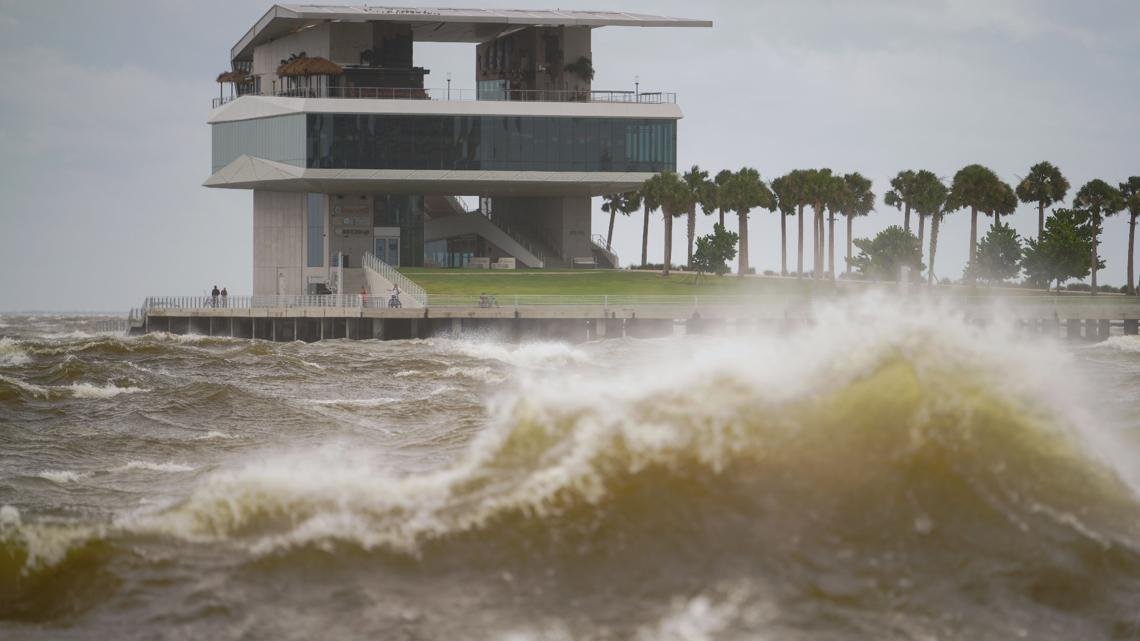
[360,286,368,307]
[211,285,220,307]
[220,287,228,308]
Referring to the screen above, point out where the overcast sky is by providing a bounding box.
[1,0,1137,311]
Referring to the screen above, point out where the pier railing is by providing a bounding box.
[141,291,1136,312]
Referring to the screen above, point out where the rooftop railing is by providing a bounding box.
[212,87,676,109]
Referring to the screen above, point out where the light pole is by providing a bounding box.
[634,75,639,102]
[447,72,452,100]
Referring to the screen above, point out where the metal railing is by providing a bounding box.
[212,87,677,108]
[140,291,1137,312]
[591,234,619,266]
[483,213,548,264]
[361,252,428,306]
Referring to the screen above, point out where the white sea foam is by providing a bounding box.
[305,398,399,408]
[0,337,31,366]
[37,470,83,484]
[194,431,236,441]
[1098,335,1140,353]
[66,383,148,399]
[442,366,504,382]
[0,374,50,397]
[450,340,589,368]
[118,461,196,473]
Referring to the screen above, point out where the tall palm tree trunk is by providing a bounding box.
[797,205,804,278]
[663,210,673,277]
[827,213,835,279]
[1128,213,1137,296]
[641,202,649,268]
[1090,215,1099,294]
[968,207,978,285]
[780,212,787,276]
[929,214,940,286]
[1038,203,1046,239]
[904,204,911,234]
[917,213,926,276]
[815,209,823,279]
[606,211,616,250]
[818,208,826,278]
[994,212,1001,226]
[686,205,696,268]
[845,215,853,274]
[719,209,725,228]
[738,211,749,277]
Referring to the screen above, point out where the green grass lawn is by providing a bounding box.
[400,268,890,296]
[399,268,1136,302]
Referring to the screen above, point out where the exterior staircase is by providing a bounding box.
[590,234,619,268]
[361,252,426,308]
[424,208,548,268]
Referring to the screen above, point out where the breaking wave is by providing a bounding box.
[119,299,1139,562]
[0,338,31,367]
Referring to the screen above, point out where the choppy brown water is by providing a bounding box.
[2,299,1140,640]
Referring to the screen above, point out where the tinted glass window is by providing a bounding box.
[304,114,675,173]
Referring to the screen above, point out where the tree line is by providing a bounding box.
[600,163,1140,295]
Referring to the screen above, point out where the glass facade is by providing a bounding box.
[306,194,325,267]
[212,114,306,173]
[307,114,675,173]
[372,195,424,267]
[213,112,676,174]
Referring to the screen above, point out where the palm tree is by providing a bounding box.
[825,174,847,279]
[1074,179,1125,293]
[1120,177,1140,295]
[714,169,734,228]
[642,171,693,277]
[771,171,804,277]
[883,170,919,233]
[720,168,776,277]
[989,181,1017,227]
[803,169,838,279]
[640,189,653,268]
[910,171,948,284]
[947,164,1002,284]
[1016,161,1070,239]
[683,166,713,269]
[600,191,642,251]
[835,172,874,276]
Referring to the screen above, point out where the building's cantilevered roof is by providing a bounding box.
[232,4,712,60]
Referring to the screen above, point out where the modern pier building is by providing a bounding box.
[207,5,711,296]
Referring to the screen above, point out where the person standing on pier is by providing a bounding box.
[211,285,220,307]
[221,287,228,308]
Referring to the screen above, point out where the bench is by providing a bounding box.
[572,256,597,268]
[492,257,516,270]
[468,257,491,269]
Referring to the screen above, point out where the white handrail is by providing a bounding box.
[362,252,428,306]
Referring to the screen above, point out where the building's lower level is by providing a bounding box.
[253,189,612,297]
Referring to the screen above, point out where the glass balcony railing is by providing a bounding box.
[212,87,676,109]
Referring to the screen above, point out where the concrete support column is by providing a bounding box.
[1066,319,1081,339]
[1084,319,1097,341]
[1097,319,1110,340]
[1125,319,1139,336]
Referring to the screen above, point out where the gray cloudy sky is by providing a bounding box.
[1,0,1137,311]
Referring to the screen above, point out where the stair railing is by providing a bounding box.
[362,252,428,306]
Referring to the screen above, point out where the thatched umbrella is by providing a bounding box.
[216,70,251,101]
[276,56,343,97]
